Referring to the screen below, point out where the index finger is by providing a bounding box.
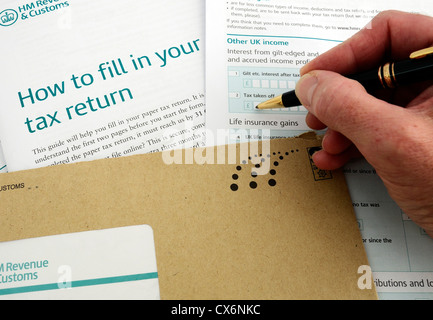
[301,10,433,76]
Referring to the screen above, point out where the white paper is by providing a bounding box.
[206,0,433,300]
[345,159,433,300]
[0,0,205,172]
[205,0,426,145]
[0,225,159,300]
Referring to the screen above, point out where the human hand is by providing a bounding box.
[295,10,433,236]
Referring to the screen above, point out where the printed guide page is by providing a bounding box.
[205,0,433,299]
[0,0,205,172]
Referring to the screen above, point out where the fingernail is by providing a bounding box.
[295,73,318,108]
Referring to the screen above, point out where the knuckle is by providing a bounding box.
[311,76,362,126]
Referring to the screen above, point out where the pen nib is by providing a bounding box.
[256,96,283,109]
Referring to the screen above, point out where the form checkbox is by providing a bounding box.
[243,79,252,88]
[288,81,296,89]
[279,80,287,89]
[244,102,254,110]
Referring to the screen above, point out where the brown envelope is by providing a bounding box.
[0,135,376,299]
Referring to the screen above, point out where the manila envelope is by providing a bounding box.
[0,134,377,299]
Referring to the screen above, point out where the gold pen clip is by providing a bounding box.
[410,47,433,59]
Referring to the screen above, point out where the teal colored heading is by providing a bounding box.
[16,39,201,134]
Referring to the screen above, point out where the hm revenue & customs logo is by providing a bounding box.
[0,9,18,27]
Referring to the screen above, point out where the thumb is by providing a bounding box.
[295,70,406,151]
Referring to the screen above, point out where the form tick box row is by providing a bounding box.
[243,79,296,89]
[243,101,306,112]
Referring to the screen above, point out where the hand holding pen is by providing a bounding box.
[256,47,433,109]
[270,11,433,237]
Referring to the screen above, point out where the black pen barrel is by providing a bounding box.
[277,56,433,108]
[347,68,382,91]
[281,90,300,107]
[393,56,433,86]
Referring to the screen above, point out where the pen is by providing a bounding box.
[256,46,433,109]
